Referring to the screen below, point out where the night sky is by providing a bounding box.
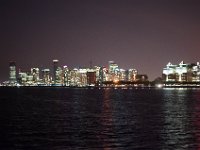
[1,0,200,81]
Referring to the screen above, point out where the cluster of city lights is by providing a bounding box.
[3,60,148,87]
[2,60,200,87]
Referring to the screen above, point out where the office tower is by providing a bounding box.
[87,70,96,86]
[118,69,126,81]
[108,61,118,74]
[9,61,17,83]
[18,71,27,85]
[31,68,40,82]
[70,68,78,86]
[94,66,101,82]
[53,59,59,82]
[42,69,51,84]
[128,69,137,81]
[108,61,119,81]
[192,62,200,82]
[55,67,62,85]
[98,67,104,85]
[63,65,70,86]
[78,68,87,87]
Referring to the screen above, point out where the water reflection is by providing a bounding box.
[192,89,200,149]
[99,89,165,149]
[162,89,194,149]
[99,88,115,149]
[2,88,200,149]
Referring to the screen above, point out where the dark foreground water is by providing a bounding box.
[1,87,200,149]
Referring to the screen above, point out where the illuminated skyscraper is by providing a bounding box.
[108,61,118,74]
[55,67,62,85]
[63,65,70,86]
[9,61,16,83]
[18,71,27,85]
[53,59,59,82]
[31,68,40,82]
[42,69,51,85]
[79,69,87,86]
[70,68,78,86]
[128,69,137,81]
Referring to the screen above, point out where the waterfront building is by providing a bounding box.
[108,61,122,81]
[9,61,17,83]
[108,61,119,74]
[191,62,200,82]
[99,66,108,82]
[42,69,51,85]
[119,69,126,81]
[94,66,101,82]
[18,70,34,85]
[53,59,59,82]
[78,68,87,87]
[63,65,70,86]
[98,67,104,85]
[18,71,27,85]
[162,61,200,82]
[87,69,96,86]
[55,67,63,85]
[69,68,79,86]
[128,69,137,82]
[31,68,40,82]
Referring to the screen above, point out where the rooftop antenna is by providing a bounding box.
[89,60,92,69]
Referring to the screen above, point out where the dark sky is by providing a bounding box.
[1,0,200,81]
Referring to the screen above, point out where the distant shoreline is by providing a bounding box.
[1,84,200,89]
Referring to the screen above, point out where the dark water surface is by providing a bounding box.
[0,87,200,149]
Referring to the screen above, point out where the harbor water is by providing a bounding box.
[0,87,200,149]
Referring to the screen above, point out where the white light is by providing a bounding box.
[156,84,163,88]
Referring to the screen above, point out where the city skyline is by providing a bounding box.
[5,60,143,86]
[3,59,200,87]
[1,0,200,81]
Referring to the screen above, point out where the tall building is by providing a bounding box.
[53,59,59,82]
[18,71,27,85]
[108,61,118,74]
[70,68,79,86]
[63,65,70,86]
[78,68,87,87]
[55,67,63,85]
[18,71,33,85]
[94,66,101,82]
[42,69,51,85]
[128,69,137,81]
[98,67,104,85]
[9,61,17,83]
[119,69,126,81]
[87,70,96,86]
[31,68,40,82]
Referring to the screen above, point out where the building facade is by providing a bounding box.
[9,61,17,83]
[162,61,200,82]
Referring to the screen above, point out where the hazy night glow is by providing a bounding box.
[1,0,200,81]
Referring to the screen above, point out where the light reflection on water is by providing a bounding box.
[0,87,200,149]
[162,89,195,149]
[192,89,200,149]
